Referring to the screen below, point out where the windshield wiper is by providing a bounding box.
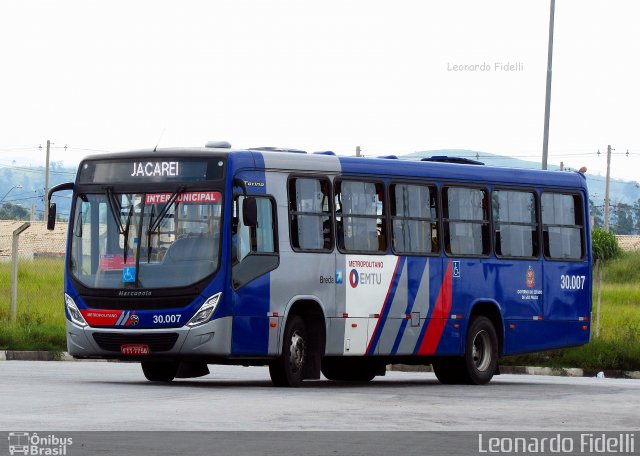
[146,187,185,262]
[122,204,134,264]
[148,187,185,233]
[106,188,136,264]
[147,204,157,263]
[106,188,125,233]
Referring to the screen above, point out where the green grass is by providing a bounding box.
[0,259,66,351]
[603,251,640,284]
[1,254,639,372]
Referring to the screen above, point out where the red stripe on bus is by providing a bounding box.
[417,260,453,355]
[81,309,123,327]
[365,257,402,355]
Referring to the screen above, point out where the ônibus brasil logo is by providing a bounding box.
[7,432,73,455]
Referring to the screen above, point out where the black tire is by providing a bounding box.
[432,316,498,385]
[321,358,378,382]
[269,315,307,387]
[141,361,179,382]
[432,358,465,384]
[464,316,498,385]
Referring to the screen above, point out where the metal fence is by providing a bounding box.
[0,221,67,322]
[616,235,640,251]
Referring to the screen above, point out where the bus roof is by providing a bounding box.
[79,147,588,191]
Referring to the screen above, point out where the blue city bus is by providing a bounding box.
[47,143,592,386]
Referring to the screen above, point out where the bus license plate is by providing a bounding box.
[121,344,150,355]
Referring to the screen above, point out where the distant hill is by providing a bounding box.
[404,149,640,209]
[0,164,76,220]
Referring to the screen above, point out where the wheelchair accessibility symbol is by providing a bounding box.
[122,267,136,283]
[452,261,461,278]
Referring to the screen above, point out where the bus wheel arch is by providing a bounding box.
[269,299,326,386]
[468,300,504,357]
[433,301,502,385]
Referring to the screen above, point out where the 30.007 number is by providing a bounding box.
[560,275,586,290]
[153,314,181,324]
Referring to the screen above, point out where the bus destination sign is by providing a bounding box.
[130,161,180,178]
[78,158,225,184]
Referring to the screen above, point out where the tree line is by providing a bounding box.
[590,199,640,235]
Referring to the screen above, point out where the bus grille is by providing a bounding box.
[92,333,179,352]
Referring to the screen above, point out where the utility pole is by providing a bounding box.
[604,145,612,231]
[541,0,555,170]
[44,139,51,222]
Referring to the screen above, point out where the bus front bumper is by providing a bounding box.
[65,316,233,359]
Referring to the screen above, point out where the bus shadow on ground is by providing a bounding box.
[91,377,548,389]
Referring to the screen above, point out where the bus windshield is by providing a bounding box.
[70,190,222,289]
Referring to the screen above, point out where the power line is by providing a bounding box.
[65,146,112,153]
[2,195,72,204]
[0,162,76,176]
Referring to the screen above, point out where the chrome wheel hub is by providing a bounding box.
[472,330,491,372]
[288,331,306,373]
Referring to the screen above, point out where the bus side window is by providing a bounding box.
[232,195,279,289]
[335,180,387,253]
[541,193,584,260]
[288,177,333,252]
[235,196,271,262]
[493,190,538,258]
[390,183,438,255]
[443,186,490,256]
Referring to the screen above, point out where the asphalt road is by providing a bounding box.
[0,361,638,431]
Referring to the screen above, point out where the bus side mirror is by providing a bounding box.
[46,182,74,231]
[242,197,257,227]
[47,203,57,231]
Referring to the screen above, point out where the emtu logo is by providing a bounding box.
[349,269,359,288]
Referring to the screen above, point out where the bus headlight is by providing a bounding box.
[186,293,222,327]
[65,294,87,327]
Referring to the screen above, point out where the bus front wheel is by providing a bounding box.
[141,361,179,382]
[269,315,307,387]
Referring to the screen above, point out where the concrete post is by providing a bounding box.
[10,222,30,321]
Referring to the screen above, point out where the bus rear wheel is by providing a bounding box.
[141,361,179,382]
[432,316,498,385]
[466,316,498,384]
[269,315,307,387]
[432,358,465,384]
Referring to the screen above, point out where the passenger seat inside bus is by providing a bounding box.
[161,235,217,278]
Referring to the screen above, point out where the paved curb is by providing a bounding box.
[3,351,59,361]
[2,353,640,379]
[0,351,106,362]
[389,363,640,379]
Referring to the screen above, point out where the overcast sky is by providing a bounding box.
[1,0,639,181]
